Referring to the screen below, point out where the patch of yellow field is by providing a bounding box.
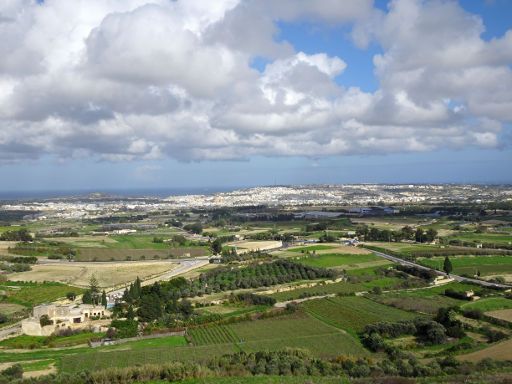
[9,261,178,289]
[316,244,371,255]
[227,240,282,253]
[42,236,117,248]
[486,309,512,323]
[458,338,512,362]
[0,241,17,256]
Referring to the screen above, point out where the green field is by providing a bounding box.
[448,232,512,246]
[303,296,418,335]
[269,277,403,301]
[189,325,239,345]
[418,255,512,276]
[461,297,512,312]
[0,332,105,349]
[0,282,83,307]
[75,246,208,261]
[374,294,461,315]
[61,313,367,373]
[297,253,380,268]
[288,245,338,253]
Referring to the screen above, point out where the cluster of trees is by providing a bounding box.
[395,265,437,281]
[444,288,472,301]
[151,260,335,299]
[193,260,336,294]
[0,364,22,384]
[183,222,203,234]
[229,293,276,306]
[82,275,107,308]
[356,225,437,243]
[219,249,271,263]
[0,228,32,242]
[362,317,448,352]
[115,277,195,325]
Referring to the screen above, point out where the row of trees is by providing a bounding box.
[0,228,32,242]
[356,225,438,243]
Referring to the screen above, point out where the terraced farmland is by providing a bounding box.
[189,325,239,345]
[303,296,418,334]
[297,253,382,268]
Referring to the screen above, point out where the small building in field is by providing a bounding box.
[21,304,110,336]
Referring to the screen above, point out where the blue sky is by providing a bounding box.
[0,0,511,191]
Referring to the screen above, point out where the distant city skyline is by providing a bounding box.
[0,0,511,190]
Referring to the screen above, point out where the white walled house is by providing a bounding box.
[22,304,111,336]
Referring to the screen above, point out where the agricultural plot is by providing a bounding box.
[418,255,512,277]
[189,325,239,345]
[9,261,178,288]
[448,232,512,246]
[269,277,403,302]
[375,294,460,315]
[226,240,282,254]
[296,253,382,269]
[364,242,444,256]
[288,245,338,253]
[60,313,367,374]
[485,309,512,323]
[303,296,419,334]
[0,303,26,315]
[461,297,512,312]
[459,338,512,362]
[0,282,83,307]
[75,246,207,261]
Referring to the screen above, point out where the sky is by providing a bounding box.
[0,0,511,192]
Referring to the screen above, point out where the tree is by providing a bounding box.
[443,256,453,275]
[89,274,100,305]
[126,305,135,320]
[425,228,438,243]
[211,238,223,254]
[415,228,424,243]
[82,290,93,304]
[101,290,107,308]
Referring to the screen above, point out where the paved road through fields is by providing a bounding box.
[372,249,512,289]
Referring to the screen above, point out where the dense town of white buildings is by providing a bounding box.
[1,185,511,220]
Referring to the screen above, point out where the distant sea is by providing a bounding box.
[0,187,240,201]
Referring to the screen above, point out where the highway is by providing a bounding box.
[371,249,512,290]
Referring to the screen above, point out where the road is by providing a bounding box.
[372,250,512,289]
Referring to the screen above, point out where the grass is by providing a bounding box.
[296,253,380,268]
[461,297,512,312]
[0,281,83,307]
[0,332,105,349]
[0,302,26,315]
[20,359,54,372]
[60,313,367,374]
[287,245,338,253]
[374,294,461,315]
[303,296,418,335]
[75,246,208,261]
[418,255,512,277]
[448,232,512,246]
[269,277,403,302]
[190,325,240,345]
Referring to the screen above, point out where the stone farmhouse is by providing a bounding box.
[22,304,111,336]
